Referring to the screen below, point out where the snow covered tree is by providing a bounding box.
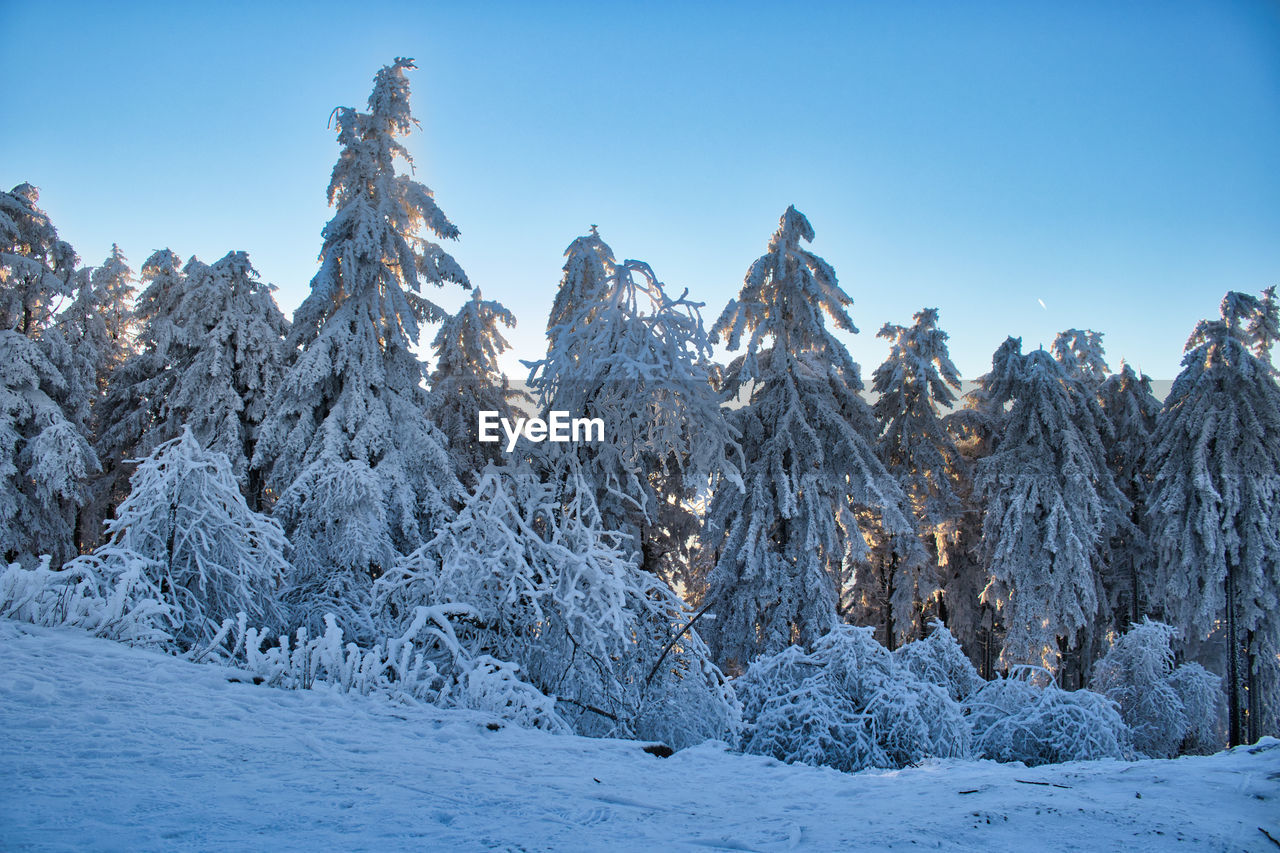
[56,247,135,417]
[530,247,740,587]
[0,183,97,566]
[937,403,1000,678]
[253,58,465,640]
[373,461,738,747]
[1097,361,1161,627]
[163,252,288,506]
[45,249,136,549]
[867,308,964,645]
[1090,619,1225,757]
[0,183,78,337]
[703,207,920,666]
[428,289,529,481]
[1148,289,1280,744]
[1051,328,1109,388]
[92,250,287,529]
[0,331,98,567]
[545,226,615,355]
[91,249,189,539]
[68,429,287,649]
[974,339,1128,673]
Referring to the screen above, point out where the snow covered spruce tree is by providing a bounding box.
[974,338,1128,675]
[545,226,615,354]
[1048,328,1136,672]
[0,183,98,567]
[1148,289,1280,744]
[703,207,919,667]
[93,251,287,528]
[374,461,737,747]
[164,252,288,507]
[866,308,964,647]
[1097,361,1161,627]
[1050,328,1110,389]
[530,239,740,587]
[49,246,136,436]
[253,58,465,640]
[935,399,1001,677]
[0,183,78,338]
[46,247,137,549]
[428,289,530,482]
[91,249,190,539]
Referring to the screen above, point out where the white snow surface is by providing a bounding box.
[2,620,1278,852]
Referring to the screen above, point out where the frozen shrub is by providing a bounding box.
[0,551,171,645]
[737,625,970,773]
[1090,620,1226,757]
[894,620,985,702]
[195,605,568,732]
[373,462,738,748]
[965,668,1132,765]
[1090,621,1186,758]
[1167,662,1226,754]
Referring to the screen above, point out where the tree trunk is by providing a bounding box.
[884,554,897,652]
[1226,568,1242,747]
[1246,630,1259,745]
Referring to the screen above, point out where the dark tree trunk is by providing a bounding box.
[1246,630,1260,745]
[1226,568,1242,747]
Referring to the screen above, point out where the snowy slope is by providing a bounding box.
[2,620,1277,852]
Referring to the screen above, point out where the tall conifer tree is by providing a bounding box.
[702,207,918,667]
[1148,289,1280,743]
[253,58,465,639]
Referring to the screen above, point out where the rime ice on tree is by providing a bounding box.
[530,230,740,586]
[253,58,465,641]
[702,207,918,667]
[974,339,1127,673]
[1148,289,1280,744]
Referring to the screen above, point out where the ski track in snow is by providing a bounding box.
[1,620,1277,852]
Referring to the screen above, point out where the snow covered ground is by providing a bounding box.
[2,620,1277,852]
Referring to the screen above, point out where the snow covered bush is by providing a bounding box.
[15,428,291,650]
[373,462,738,748]
[737,625,970,773]
[105,428,289,647]
[894,620,985,702]
[1167,662,1228,755]
[964,668,1132,765]
[0,551,171,645]
[192,604,567,732]
[1090,620,1225,757]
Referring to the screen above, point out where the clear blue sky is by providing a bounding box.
[3,0,1277,382]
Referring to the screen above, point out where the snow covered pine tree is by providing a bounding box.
[428,289,530,482]
[1148,289,1280,743]
[868,308,964,647]
[0,183,98,567]
[253,58,465,641]
[530,229,740,587]
[703,207,919,668]
[974,338,1127,676]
